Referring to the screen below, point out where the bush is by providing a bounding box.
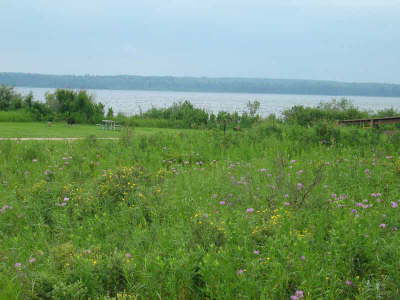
[0,110,36,122]
[282,98,368,126]
[45,89,105,124]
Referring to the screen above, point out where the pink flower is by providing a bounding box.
[246,208,255,213]
[253,250,260,255]
[300,255,306,260]
[236,269,246,275]
[379,223,387,228]
[345,280,353,286]
[391,202,398,208]
[125,253,132,258]
[14,262,22,268]
[295,290,304,298]
[219,201,226,205]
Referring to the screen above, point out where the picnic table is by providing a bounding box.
[97,120,121,130]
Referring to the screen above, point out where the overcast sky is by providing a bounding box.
[1,0,400,83]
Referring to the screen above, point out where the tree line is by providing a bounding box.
[1,72,400,97]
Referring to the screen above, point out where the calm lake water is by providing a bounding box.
[16,87,400,117]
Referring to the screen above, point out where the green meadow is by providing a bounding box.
[1,120,400,299]
[0,122,191,138]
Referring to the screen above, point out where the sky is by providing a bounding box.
[1,0,400,83]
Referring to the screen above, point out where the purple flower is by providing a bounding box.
[14,262,22,268]
[63,197,70,202]
[300,255,306,260]
[219,201,226,205]
[371,193,382,197]
[331,193,337,199]
[236,269,246,275]
[125,253,132,258]
[379,223,387,228]
[253,250,260,255]
[290,296,299,300]
[391,202,398,208]
[351,209,357,214]
[246,208,255,213]
[295,290,304,298]
[345,280,353,286]
[296,183,304,190]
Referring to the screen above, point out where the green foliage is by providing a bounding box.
[2,124,400,299]
[0,110,36,122]
[282,98,368,126]
[45,89,105,123]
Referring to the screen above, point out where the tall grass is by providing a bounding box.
[0,110,36,122]
[1,123,400,299]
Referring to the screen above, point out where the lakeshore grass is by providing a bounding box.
[1,122,400,299]
[0,122,192,138]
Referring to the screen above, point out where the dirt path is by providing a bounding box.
[0,137,119,141]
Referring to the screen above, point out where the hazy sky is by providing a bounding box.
[1,0,400,83]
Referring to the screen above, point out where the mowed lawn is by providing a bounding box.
[0,122,191,138]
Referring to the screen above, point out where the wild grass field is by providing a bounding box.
[1,121,400,299]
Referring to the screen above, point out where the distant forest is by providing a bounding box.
[1,72,400,97]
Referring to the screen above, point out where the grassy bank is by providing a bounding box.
[0,122,192,138]
[1,123,400,299]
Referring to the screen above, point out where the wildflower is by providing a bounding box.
[300,255,306,260]
[125,253,132,258]
[379,223,387,228]
[295,291,304,298]
[219,201,226,205]
[284,202,291,206]
[364,169,370,174]
[290,160,297,164]
[351,209,357,214]
[63,197,70,202]
[28,258,36,263]
[371,193,382,197]
[331,193,337,199]
[14,262,22,268]
[246,208,255,213]
[32,159,38,163]
[386,156,393,159]
[296,183,304,190]
[345,280,353,286]
[391,202,398,208]
[259,168,267,172]
[284,194,289,198]
[236,269,246,275]
[253,250,260,255]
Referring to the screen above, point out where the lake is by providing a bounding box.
[15,87,400,117]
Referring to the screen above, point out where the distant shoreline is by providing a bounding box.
[2,72,400,98]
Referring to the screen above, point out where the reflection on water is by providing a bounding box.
[16,87,400,117]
